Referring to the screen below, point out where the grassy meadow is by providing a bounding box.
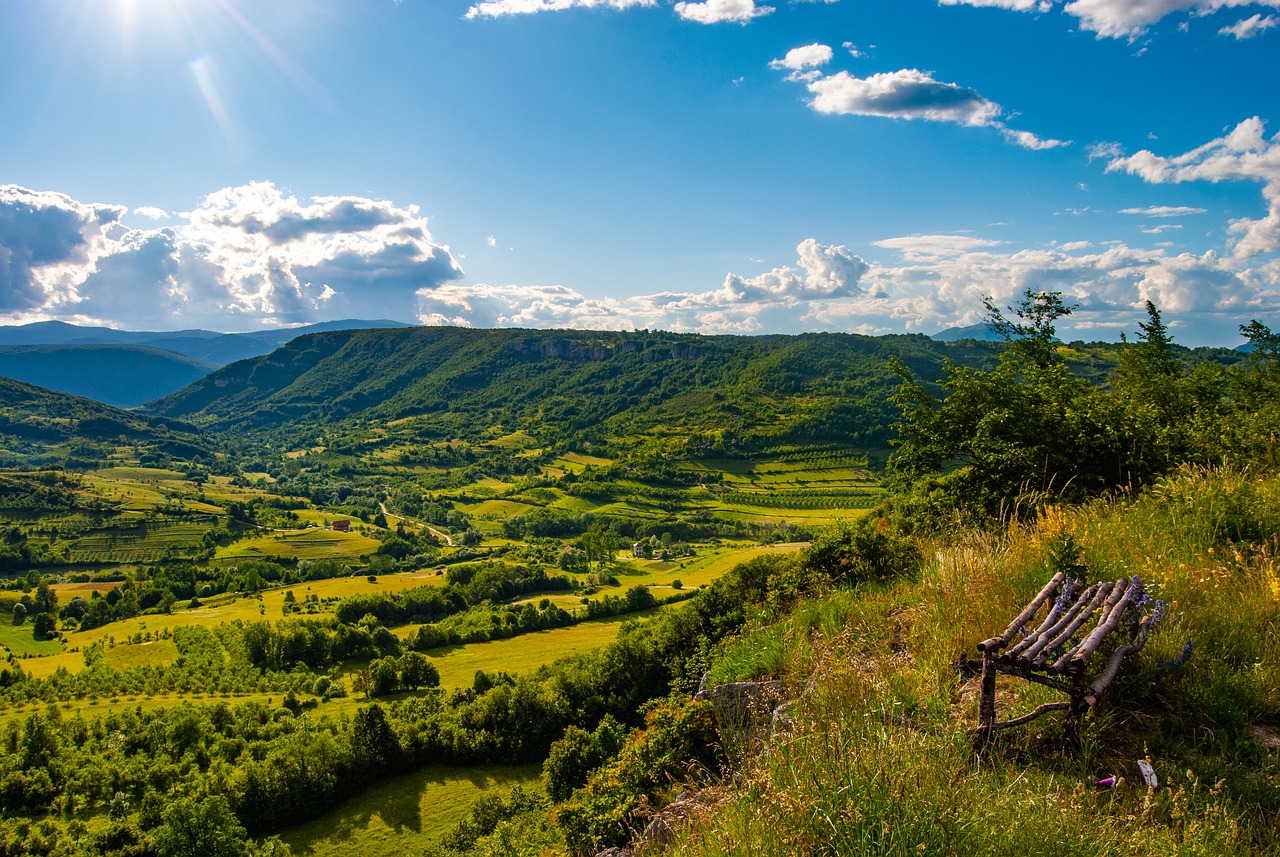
[280,765,542,857]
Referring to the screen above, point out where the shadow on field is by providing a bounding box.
[281,764,540,857]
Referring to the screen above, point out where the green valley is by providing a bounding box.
[0,309,1277,857]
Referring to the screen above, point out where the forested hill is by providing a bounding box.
[145,326,1013,450]
[0,375,213,468]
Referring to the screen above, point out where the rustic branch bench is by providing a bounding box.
[963,571,1161,744]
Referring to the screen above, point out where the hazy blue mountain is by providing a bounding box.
[0,345,218,408]
[0,319,414,366]
[931,322,1003,342]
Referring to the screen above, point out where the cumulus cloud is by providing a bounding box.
[774,56,1068,149]
[803,68,1001,125]
[938,1,1051,11]
[674,0,773,24]
[411,239,869,335]
[769,44,834,75]
[406,232,1270,344]
[874,234,1003,259]
[1119,205,1208,217]
[1065,1,1280,39]
[417,283,630,329]
[1106,116,1280,257]
[1220,12,1279,36]
[0,182,462,329]
[464,0,654,19]
[132,206,168,220]
[940,1,1280,39]
[0,186,126,313]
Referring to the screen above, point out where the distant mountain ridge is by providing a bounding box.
[0,344,216,409]
[931,322,1003,342]
[0,319,414,366]
[0,319,415,408]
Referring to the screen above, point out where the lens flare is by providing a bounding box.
[190,55,246,159]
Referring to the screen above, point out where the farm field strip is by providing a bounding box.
[279,764,541,857]
[426,614,640,688]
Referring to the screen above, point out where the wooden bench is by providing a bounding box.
[964,571,1161,743]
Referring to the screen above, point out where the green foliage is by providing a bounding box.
[147,326,1009,456]
[542,715,626,802]
[153,794,249,857]
[0,374,213,468]
[555,697,721,855]
[801,517,920,587]
[437,784,550,853]
[889,296,1276,529]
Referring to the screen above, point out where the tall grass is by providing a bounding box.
[667,466,1280,856]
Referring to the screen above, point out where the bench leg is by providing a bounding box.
[977,651,997,744]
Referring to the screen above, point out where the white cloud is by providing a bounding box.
[0,186,126,313]
[487,235,497,248]
[1220,12,1279,36]
[874,234,1003,259]
[1088,141,1125,161]
[464,0,654,19]
[804,68,1001,126]
[0,182,462,329]
[639,239,869,310]
[674,0,773,24]
[1106,116,1280,257]
[417,283,631,329]
[1142,224,1184,233]
[413,237,1275,342]
[777,63,1066,150]
[769,44,834,73]
[1119,205,1208,217]
[1001,128,1073,149]
[940,1,1280,39]
[5,185,1276,345]
[132,206,168,220]
[938,1,1051,11]
[1065,1,1280,39]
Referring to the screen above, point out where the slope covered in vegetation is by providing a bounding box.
[145,327,1008,451]
[0,376,213,470]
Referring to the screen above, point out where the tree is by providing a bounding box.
[369,658,400,697]
[581,522,619,570]
[32,612,55,640]
[398,652,440,690]
[11,603,25,625]
[889,290,1151,527]
[153,794,248,857]
[33,582,57,616]
[1241,319,1280,362]
[982,288,1077,368]
[543,715,625,802]
[349,704,401,774]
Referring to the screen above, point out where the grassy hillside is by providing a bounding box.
[146,327,1006,449]
[561,466,1280,857]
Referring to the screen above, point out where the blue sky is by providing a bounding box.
[1,0,1278,345]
